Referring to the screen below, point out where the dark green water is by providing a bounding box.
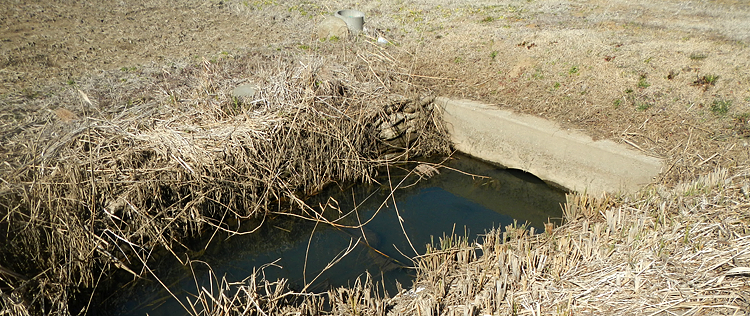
[110,154,565,315]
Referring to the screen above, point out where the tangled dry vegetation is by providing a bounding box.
[111,168,750,316]
[392,169,750,315]
[0,41,450,315]
[2,1,750,315]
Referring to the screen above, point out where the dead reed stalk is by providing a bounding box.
[0,44,449,315]
[389,167,750,315]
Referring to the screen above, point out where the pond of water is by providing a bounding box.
[111,154,566,315]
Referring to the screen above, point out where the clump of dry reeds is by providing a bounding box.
[174,261,390,316]
[0,43,450,315]
[389,167,750,315]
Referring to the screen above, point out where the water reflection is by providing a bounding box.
[111,154,565,315]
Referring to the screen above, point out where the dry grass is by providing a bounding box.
[352,0,750,185]
[174,264,390,316]
[390,168,750,315]
[0,42,450,315]
[175,166,749,315]
[2,0,750,315]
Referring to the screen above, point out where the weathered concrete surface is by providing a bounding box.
[436,97,663,196]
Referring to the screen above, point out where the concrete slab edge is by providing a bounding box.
[435,97,664,196]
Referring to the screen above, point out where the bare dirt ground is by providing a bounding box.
[1,0,266,91]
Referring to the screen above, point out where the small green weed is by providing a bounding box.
[710,99,731,115]
[397,7,425,23]
[693,74,719,87]
[568,66,579,75]
[66,79,76,86]
[689,52,708,60]
[490,50,498,60]
[704,74,719,85]
[297,44,310,50]
[553,82,561,89]
[243,0,277,8]
[637,75,650,88]
[683,223,691,244]
[481,16,494,23]
[168,93,178,105]
[636,102,652,111]
[231,97,243,113]
[613,99,622,108]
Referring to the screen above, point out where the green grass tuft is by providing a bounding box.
[636,102,652,111]
[710,99,731,115]
[689,52,708,60]
[637,75,650,88]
